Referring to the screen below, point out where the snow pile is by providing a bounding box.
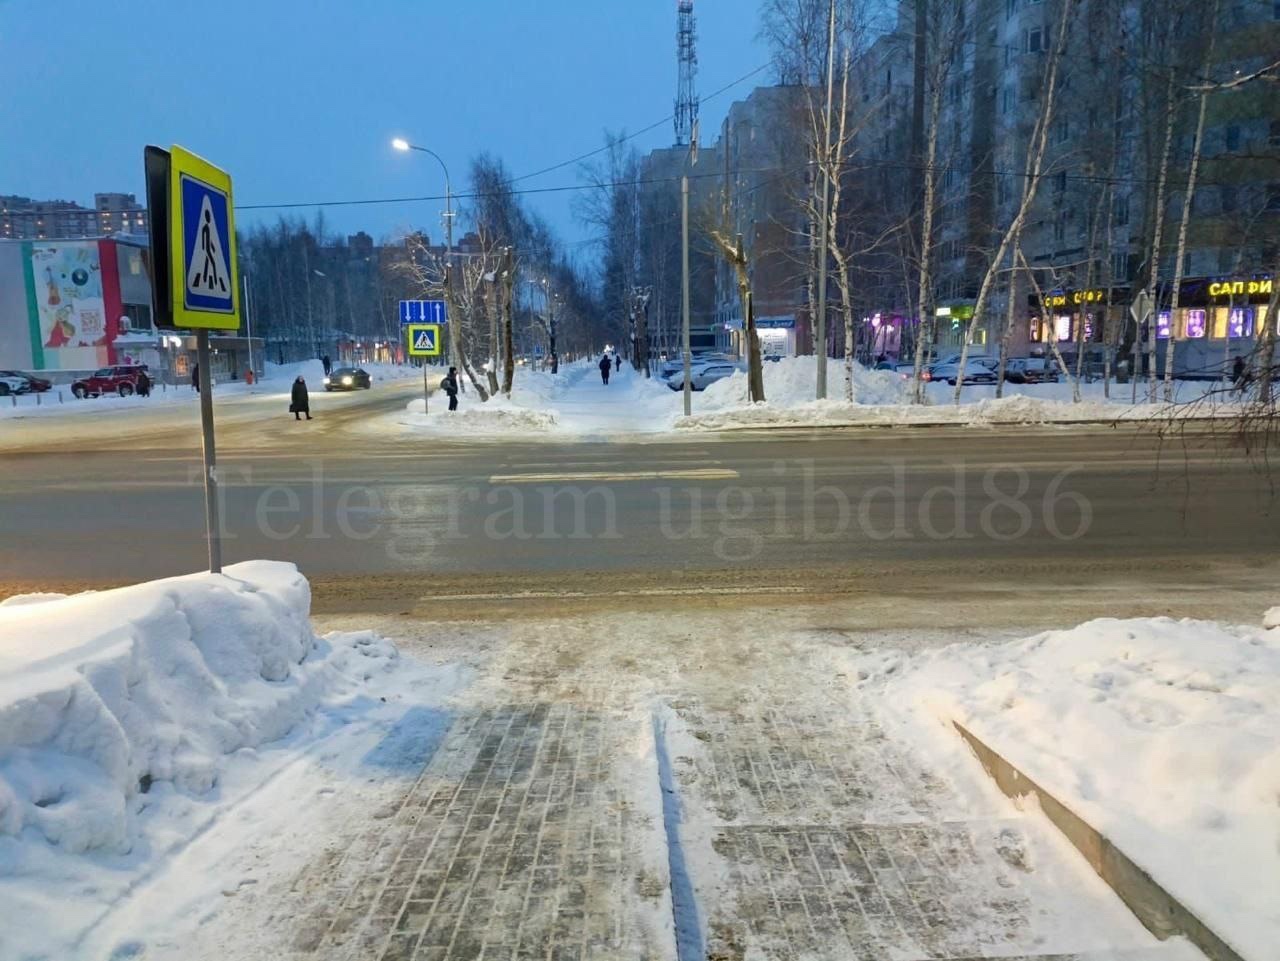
[677,357,913,430]
[849,614,1280,961]
[0,562,391,857]
[401,393,559,434]
[0,563,405,959]
[963,394,1118,425]
[699,356,911,411]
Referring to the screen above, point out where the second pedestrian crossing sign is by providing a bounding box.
[406,323,442,357]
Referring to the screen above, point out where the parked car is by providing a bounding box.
[323,367,372,391]
[1005,357,1060,384]
[71,365,150,398]
[0,370,51,393]
[665,361,742,391]
[928,358,998,386]
[0,372,31,396]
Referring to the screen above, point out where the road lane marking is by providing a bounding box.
[422,585,810,602]
[486,468,740,484]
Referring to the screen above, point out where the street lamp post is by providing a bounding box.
[393,137,455,410]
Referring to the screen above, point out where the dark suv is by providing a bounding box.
[71,365,150,399]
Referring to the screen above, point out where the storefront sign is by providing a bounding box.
[1043,288,1108,308]
[1208,278,1272,299]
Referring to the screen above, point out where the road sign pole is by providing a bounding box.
[422,356,430,415]
[196,329,222,573]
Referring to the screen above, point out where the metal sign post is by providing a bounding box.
[145,144,241,574]
[195,330,222,571]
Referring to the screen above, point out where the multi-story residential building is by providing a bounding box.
[711,85,811,357]
[1,193,147,241]
[636,144,722,360]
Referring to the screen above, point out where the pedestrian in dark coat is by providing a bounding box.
[599,354,612,385]
[1232,356,1247,393]
[322,354,332,377]
[442,366,460,411]
[291,376,312,420]
[135,370,151,398]
[191,363,200,393]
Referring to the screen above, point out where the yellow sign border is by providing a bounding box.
[168,145,241,331]
[406,323,443,357]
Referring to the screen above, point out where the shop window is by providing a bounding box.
[1184,309,1207,339]
[1029,319,1041,342]
[1228,308,1254,338]
[1211,307,1229,339]
[1055,315,1072,341]
[1156,311,1172,339]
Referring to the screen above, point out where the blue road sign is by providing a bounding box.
[399,300,448,325]
[181,172,235,315]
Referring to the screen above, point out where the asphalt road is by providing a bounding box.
[2,378,1277,623]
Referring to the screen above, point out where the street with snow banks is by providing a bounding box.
[1,357,1277,961]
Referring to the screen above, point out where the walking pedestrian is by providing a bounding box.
[599,353,612,386]
[442,366,459,411]
[191,363,200,394]
[135,369,151,398]
[614,351,621,372]
[290,376,312,420]
[322,354,332,377]
[1232,356,1248,394]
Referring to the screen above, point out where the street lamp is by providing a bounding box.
[393,136,456,407]
[390,137,453,255]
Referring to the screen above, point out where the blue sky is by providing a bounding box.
[1,0,769,256]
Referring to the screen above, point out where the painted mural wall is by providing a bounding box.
[30,241,112,370]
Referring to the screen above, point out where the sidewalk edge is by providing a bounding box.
[952,720,1247,961]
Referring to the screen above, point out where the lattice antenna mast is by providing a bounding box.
[674,0,699,147]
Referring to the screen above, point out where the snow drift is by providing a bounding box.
[0,562,392,858]
[849,614,1280,961]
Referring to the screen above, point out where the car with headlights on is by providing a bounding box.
[323,367,372,391]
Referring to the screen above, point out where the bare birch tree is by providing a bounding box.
[954,0,1076,401]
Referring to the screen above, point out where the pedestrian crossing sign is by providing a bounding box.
[146,144,241,331]
[406,323,442,357]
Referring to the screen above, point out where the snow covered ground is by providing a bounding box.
[0,562,467,961]
[383,355,1245,439]
[0,360,424,421]
[840,611,1280,961]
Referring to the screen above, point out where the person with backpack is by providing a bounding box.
[442,366,459,411]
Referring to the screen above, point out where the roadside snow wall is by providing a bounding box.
[0,562,341,855]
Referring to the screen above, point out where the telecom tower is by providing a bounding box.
[674,0,699,147]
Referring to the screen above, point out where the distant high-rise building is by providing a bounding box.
[1,192,147,240]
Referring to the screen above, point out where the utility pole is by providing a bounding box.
[815,0,837,399]
[681,174,692,416]
[242,269,256,382]
[548,289,558,374]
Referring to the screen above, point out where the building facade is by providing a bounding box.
[0,237,255,381]
[1,193,148,241]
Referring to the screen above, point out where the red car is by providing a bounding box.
[71,365,150,399]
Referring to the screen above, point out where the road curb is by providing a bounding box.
[678,414,1235,433]
[952,720,1247,961]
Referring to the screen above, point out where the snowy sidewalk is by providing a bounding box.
[244,607,1199,961]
